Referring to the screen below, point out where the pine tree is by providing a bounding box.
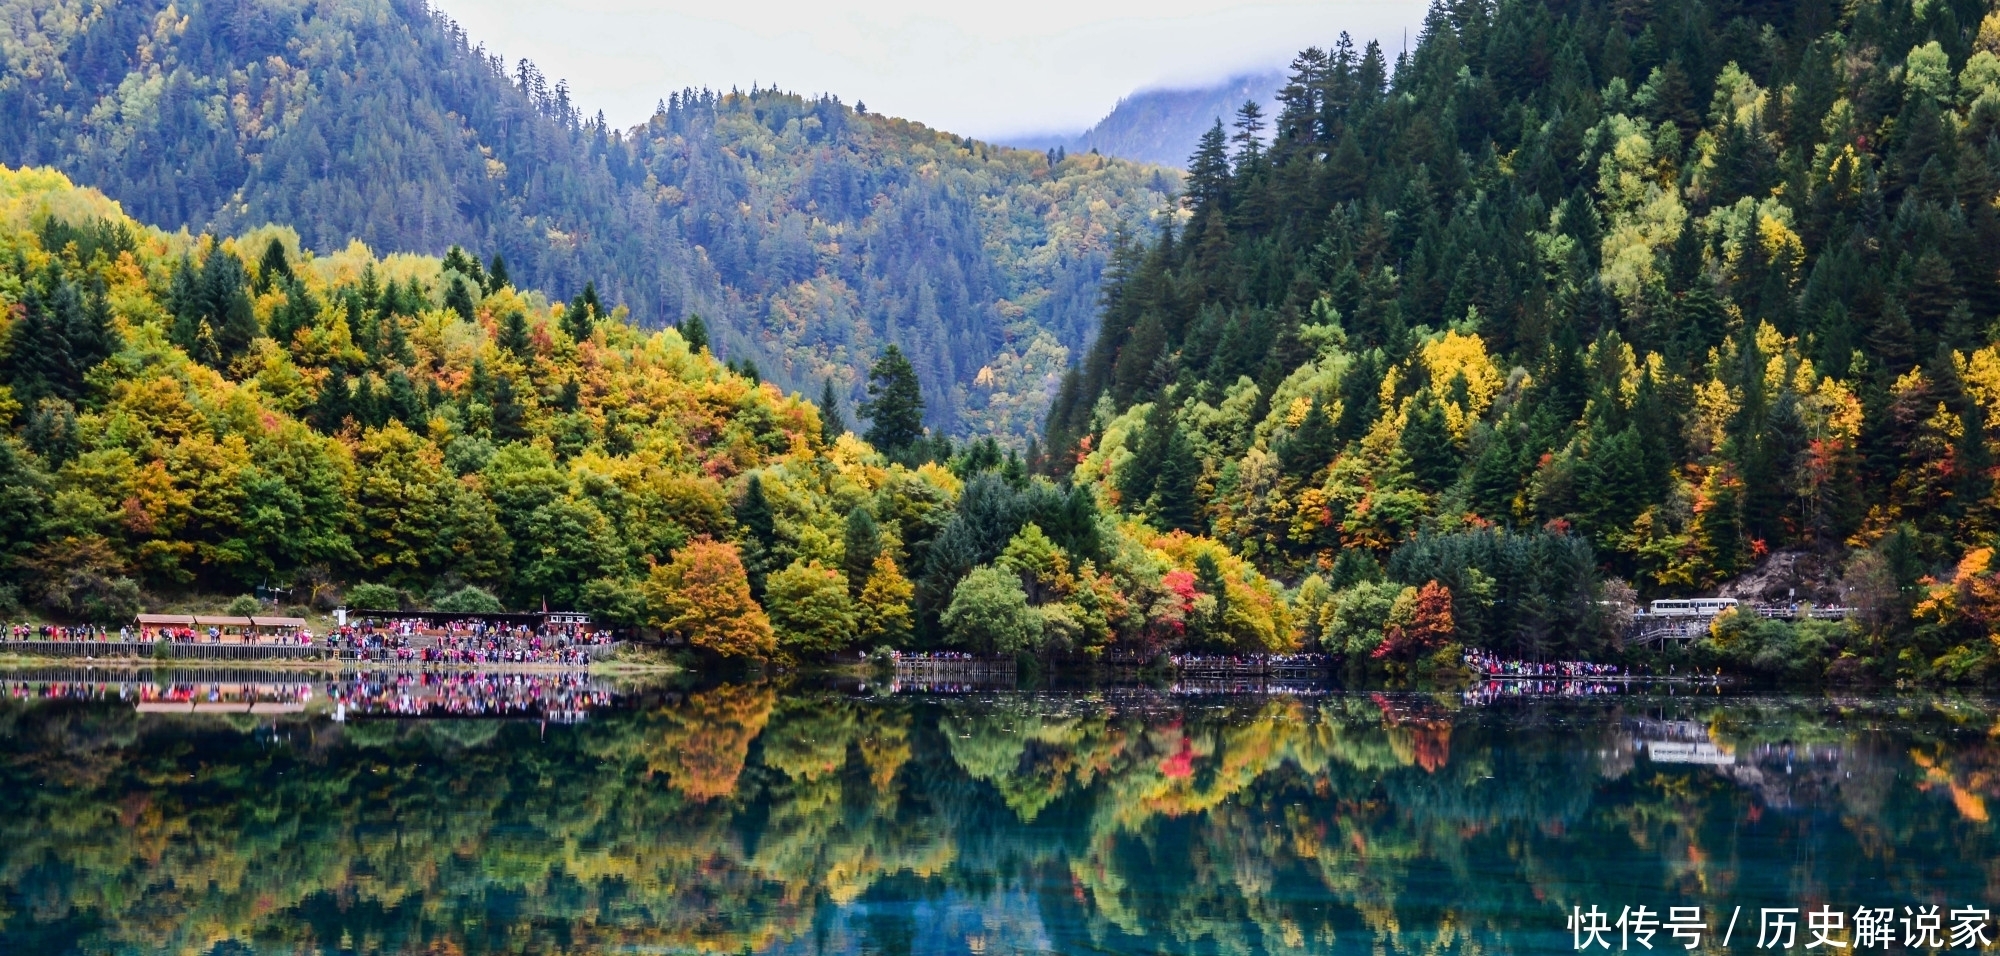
[313,365,351,432]
[818,377,845,444]
[842,506,880,595]
[562,285,596,342]
[680,314,709,353]
[1335,351,1383,442]
[1151,423,1202,533]
[486,254,510,293]
[1279,393,1337,478]
[1400,391,1458,493]
[861,344,925,454]
[255,237,292,294]
[444,276,478,322]
[1193,550,1230,646]
[1184,120,1232,221]
[736,473,778,598]
[491,373,527,442]
[498,308,532,356]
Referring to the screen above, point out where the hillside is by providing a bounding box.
[1043,0,2000,682]
[0,165,1299,659]
[0,0,1176,438]
[1009,71,1285,168]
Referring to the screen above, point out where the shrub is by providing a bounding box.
[432,585,504,614]
[345,582,402,610]
[225,595,262,617]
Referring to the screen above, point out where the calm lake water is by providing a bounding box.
[2,672,1997,955]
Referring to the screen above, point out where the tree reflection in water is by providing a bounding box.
[0,683,1997,954]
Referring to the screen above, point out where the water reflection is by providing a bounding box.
[2,668,627,721]
[0,682,1996,954]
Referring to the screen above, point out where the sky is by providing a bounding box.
[433,0,1431,139]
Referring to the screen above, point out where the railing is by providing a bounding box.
[891,656,1017,676]
[1753,605,1851,620]
[1171,656,1332,680]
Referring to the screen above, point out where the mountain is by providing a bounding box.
[1042,2,2000,681]
[1009,71,1285,168]
[0,0,1177,438]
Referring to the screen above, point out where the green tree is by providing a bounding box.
[497,308,532,356]
[861,344,925,454]
[681,314,710,354]
[819,377,846,444]
[765,559,858,655]
[842,506,881,595]
[941,564,1042,655]
[1400,391,1458,493]
[433,585,504,613]
[346,582,402,610]
[736,473,779,598]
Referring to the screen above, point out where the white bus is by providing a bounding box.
[1646,598,1740,618]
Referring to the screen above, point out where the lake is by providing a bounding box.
[1,671,1996,954]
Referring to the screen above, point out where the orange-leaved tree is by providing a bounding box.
[644,538,775,659]
[1373,580,1455,660]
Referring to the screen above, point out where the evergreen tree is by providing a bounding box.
[498,308,532,356]
[1151,423,1202,533]
[444,276,478,322]
[255,237,292,293]
[563,284,596,342]
[1279,393,1337,478]
[487,254,510,293]
[736,473,778,598]
[491,374,527,442]
[680,314,710,354]
[818,378,846,444]
[1400,391,1458,493]
[861,344,925,454]
[1184,120,1231,221]
[842,506,880,595]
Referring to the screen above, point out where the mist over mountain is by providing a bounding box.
[0,0,1175,438]
[1008,71,1285,169]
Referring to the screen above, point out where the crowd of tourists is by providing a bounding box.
[5,622,315,644]
[1462,650,1626,679]
[1169,653,1332,670]
[331,617,610,667]
[889,651,1002,664]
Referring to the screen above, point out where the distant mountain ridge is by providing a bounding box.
[1009,71,1285,169]
[0,0,1176,438]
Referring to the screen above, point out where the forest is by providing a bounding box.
[0,0,1173,438]
[0,165,1303,663]
[1038,0,2000,682]
[12,0,2000,683]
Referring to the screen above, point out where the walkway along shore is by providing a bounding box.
[0,639,624,670]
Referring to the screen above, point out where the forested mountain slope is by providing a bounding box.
[1008,71,1285,168]
[0,0,1175,437]
[1044,0,2000,679]
[0,166,1301,660]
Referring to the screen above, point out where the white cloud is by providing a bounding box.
[432,0,1428,137]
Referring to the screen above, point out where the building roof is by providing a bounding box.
[136,613,195,625]
[251,616,309,628]
[192,615,256,626]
